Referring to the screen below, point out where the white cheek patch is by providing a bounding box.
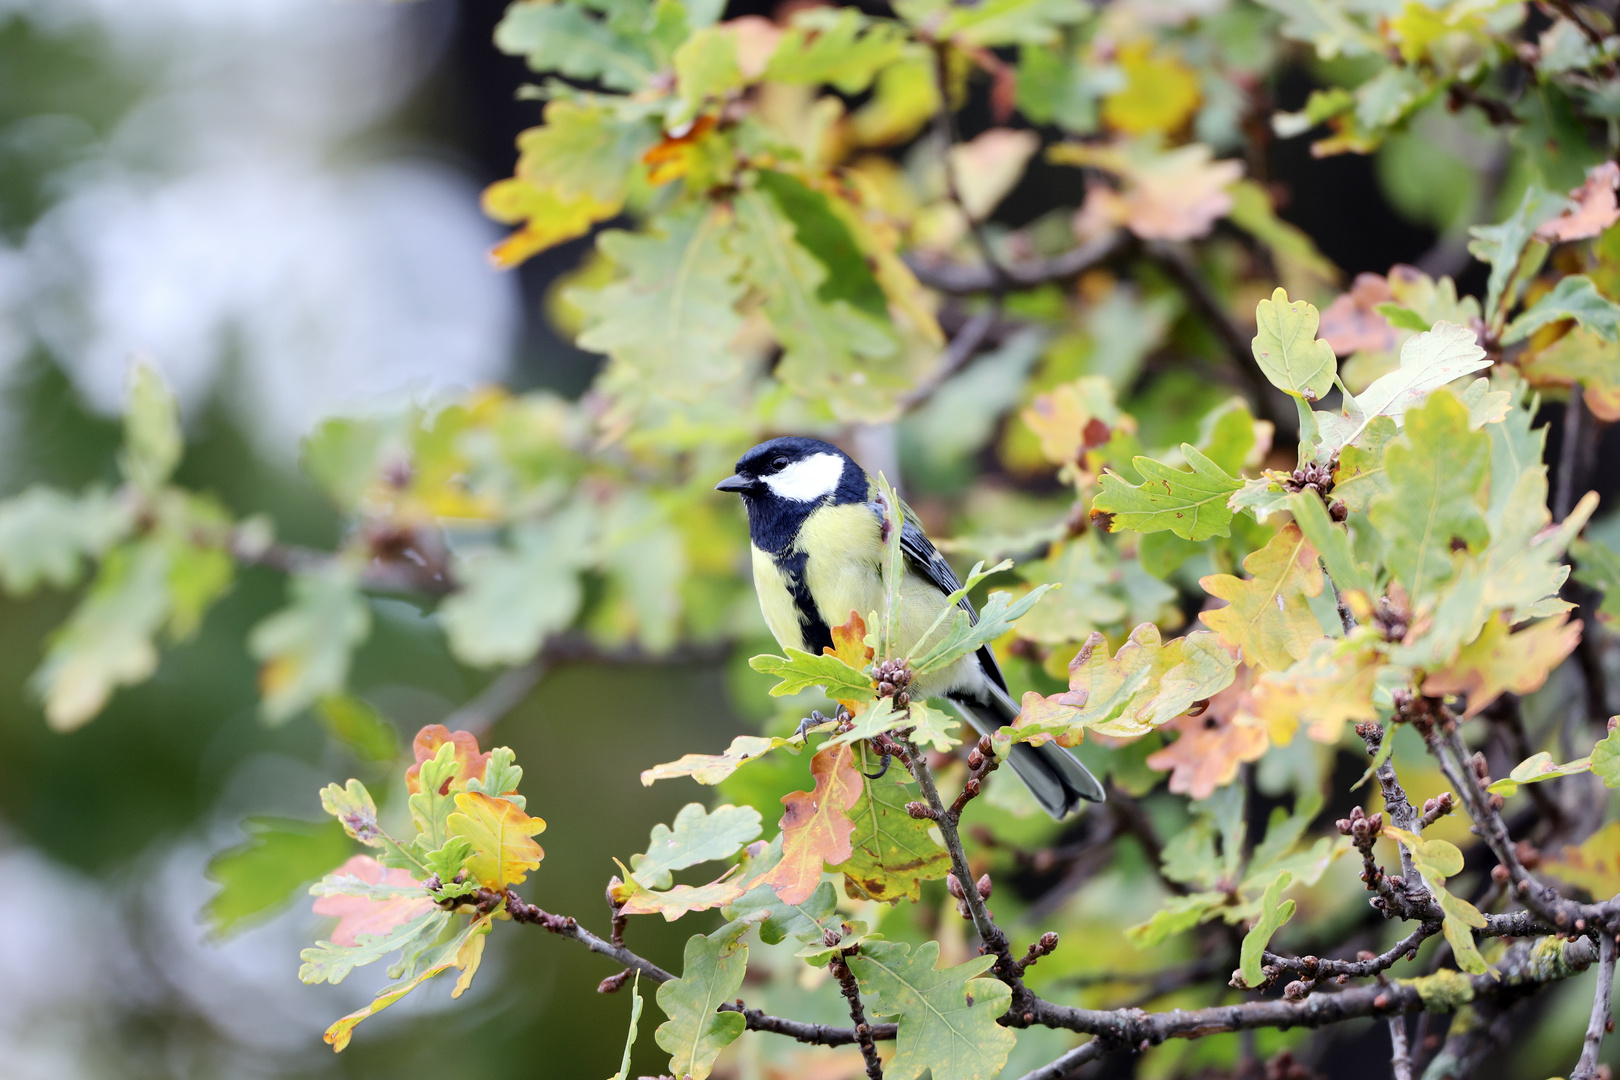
[764,452,846,502]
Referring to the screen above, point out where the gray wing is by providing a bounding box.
[876,503,1011,693]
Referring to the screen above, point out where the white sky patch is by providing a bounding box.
[764,452,846,502]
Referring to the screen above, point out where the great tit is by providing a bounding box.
[716,436,1105,818]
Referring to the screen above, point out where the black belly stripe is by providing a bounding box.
[777,549,832,655]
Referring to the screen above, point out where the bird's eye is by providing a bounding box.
[771,456,790,472]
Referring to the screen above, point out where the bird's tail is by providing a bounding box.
[947,684,1105,819]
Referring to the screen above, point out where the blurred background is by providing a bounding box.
[0,1,1608,1078]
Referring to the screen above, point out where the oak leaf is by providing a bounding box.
[1536,161,1620,243]
[833,746,950,902]
[1199,523,1325,672]
[640,734,802,786]
[1145,663,1268,799]
[405,724,489,796]
[1544,821,1620,899]
[848,941,1015,1080]
[1422,612,1583,717]
[655,921,751,1080]
[752,743,863,904]
[1319,273,1399,356]
[312,855,435,947]
[446,790,546,891]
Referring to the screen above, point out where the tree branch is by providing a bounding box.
[1573,932,1618,1080]
[1015,1039,1103,1080]
[906,230,1135,295]
[832,947,885,1080]
[899,305,1001,412]
[1389,1014,1413,1080]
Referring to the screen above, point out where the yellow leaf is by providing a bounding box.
[446,791,546,890]
[751,743,863,904]
[1021,375,1135,470]
[611,869,750,920]
[1422,612,1583,718]
[1200,524,1325,673]
[948,128,1039,220]
[1544,821,1620,899]
[640,734,802,786]
[1239,638,1380,745]
[481,178,620,268]
[1102,42,1201,135]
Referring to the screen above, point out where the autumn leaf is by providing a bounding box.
[1383,826,1490,974]
[1199,524,1325,673]
[629,803,763,890]
[446,791,546,890]
[611,868,750,920]
[833,746,950,902]
[640,734,803,786]
[1240,638,1381,745]
[405,724,490,796]
[1009,623,1237,744]
[949,128,1039,220]
[1251,287,1338,401]
[1536,161,1620,242]
[1543,821,1620,899]
[750,648,877,706]
[1058,141,1242,242]
[1145,664,1268,799]
[321,914,492,1051]
[1319,273,1399,356]
[1102,41,1201,135]
[752,743,863,904]
[1422,612,1583,718]
[1021,375,1136,469]
[311,856,435,946]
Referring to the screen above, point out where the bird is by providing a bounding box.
[715,435,1105,818]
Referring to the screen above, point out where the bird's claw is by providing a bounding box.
[793,710,833,741]
[862,752,893,780]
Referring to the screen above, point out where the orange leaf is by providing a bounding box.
[405,725,489,796]
[826,610,872,669]
[312,855,435,946]
[753,744,863,904]
[446,791,547,890]
[1536,161,1620,243]
[1319,273,1398,357]
[1422,613,1583,718]
[1144,664,1268,799]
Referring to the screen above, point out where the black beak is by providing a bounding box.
[715,474,753,494]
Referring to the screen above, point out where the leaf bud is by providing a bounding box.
[1039,931,1059,951]
[823,928,843,948]
[1284,981,1310,1001]
[946,873,965,899]
[906,801,934,820]
[976,873,993,899]
[1489,793,1505,812]
[1491,864,1510,883]
[964,778,981,799]
[1329,500,1348,523]
[1356,950,1377,962]
[967,747,985,770]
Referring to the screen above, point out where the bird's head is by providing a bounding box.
[715,436,864,510]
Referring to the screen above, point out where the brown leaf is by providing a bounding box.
[312,855,434,946]
[1319,273,1398,356]
[752,743,863,904]
[1144,663,1268,799]
[1537,161,1620,243]
[404,725,489,796]
[1422,612,1583,718]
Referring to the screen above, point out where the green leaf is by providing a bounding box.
[571,206,745,401]
[725,859,843,946]
[848,940,1017,1080]
[654,920,751,1080]
[629,803,763,890]
[31,539,171,731]
[765,8,909,93]
[467,746,526,808]
[1376,302,1431,332]
[1328,321,1490,453]
[833,746,951,902]
[512,98,659,204]
[1331,415,1397,513]
[754,170,888,322]
[1092,445,1243,541]
[1438,889,1490,975]
[876,473,907,662]
[671,26,743,125]
[1503,274,1620,344]
[1592,726,1620,788]
[1239,871,1296,988]
[1368,389,1490,606]
[249,562,372,722]
[1486,751,1592,796]
[1573,538,1620,627]
[731,185,900,422]
[495,3,659,91]
[122,363,183,494]
[934,0,1092,46]
[749,648,876,702]
[0,485,131,595]
[302,415,390,509]
[299,909,450,986]
[1467,186,1562,326]
[441,507,593,667]
[1126,891,1229,946]
[1288,492,1375,594]
[315,694,398,763]
[910,584,1057,677]
[1251,287,1337,401]
[609,972,645,1080]
[203,817,351,936]
[321,779,387,847]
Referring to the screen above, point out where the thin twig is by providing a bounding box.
[832,949,885,1080]
[1573,933,1618,1080]
[899,305,1002,411]
[1389,1014,1414,1080]
[1015,1039,1103,1080]
[906,230,1135,294]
